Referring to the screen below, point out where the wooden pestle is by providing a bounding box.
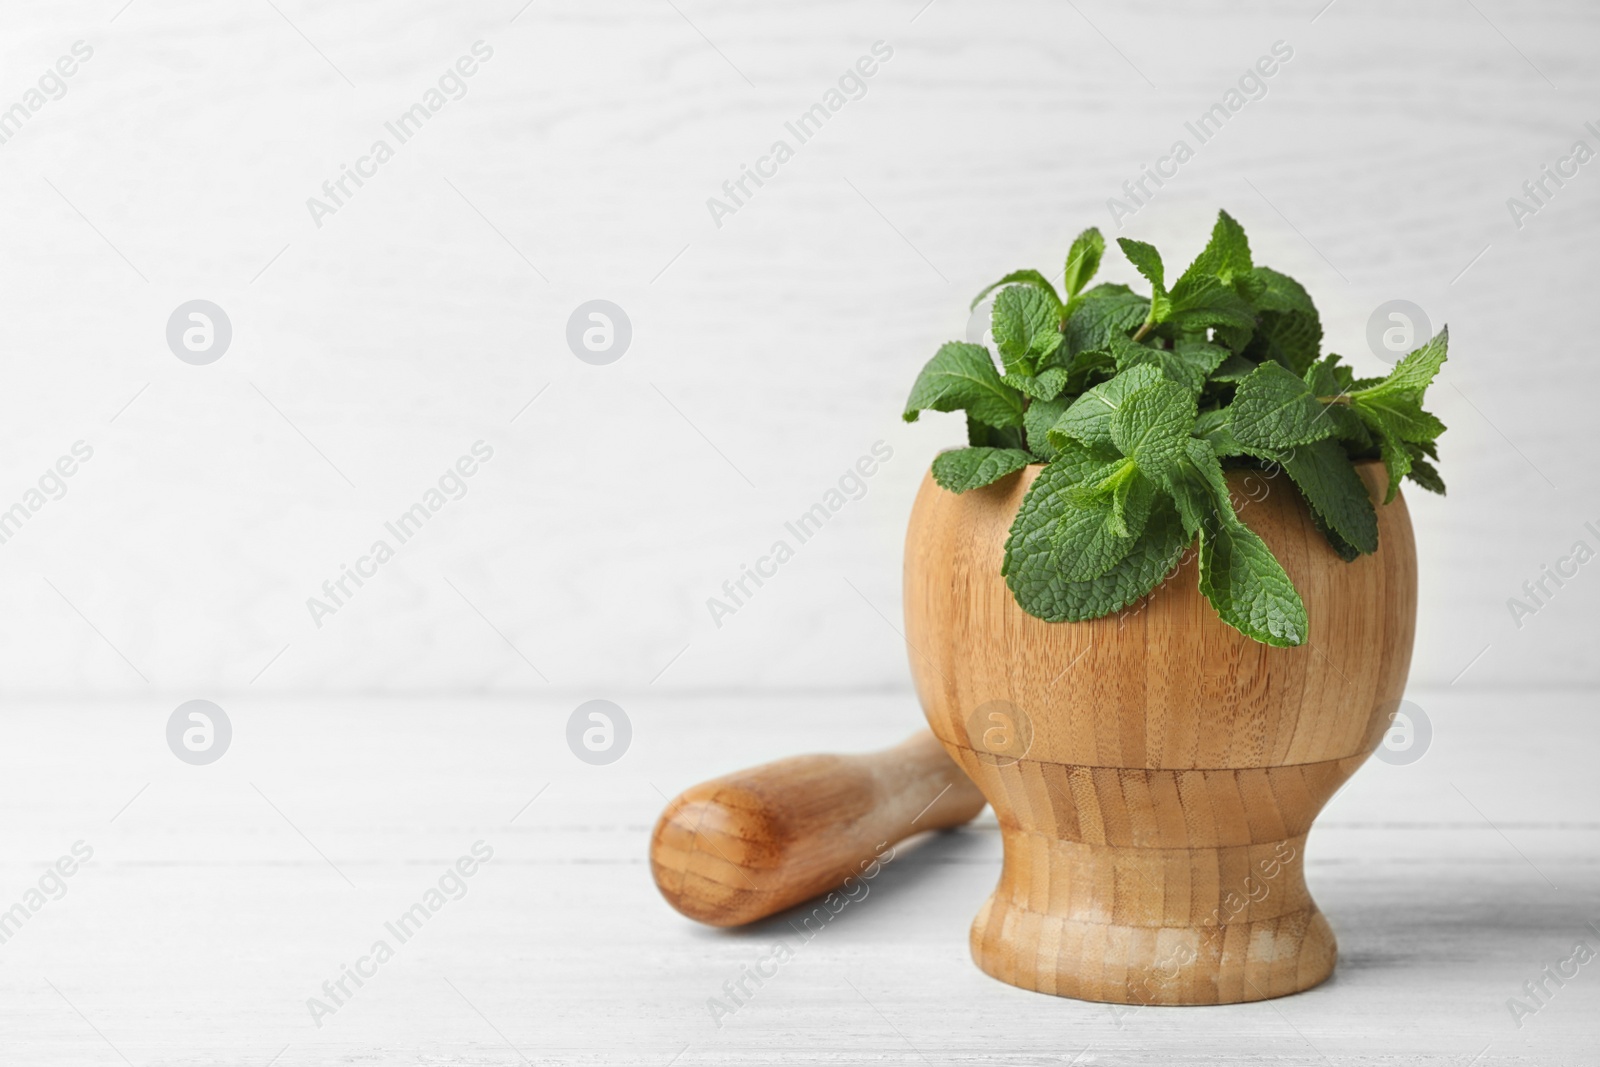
[650,730,987,927]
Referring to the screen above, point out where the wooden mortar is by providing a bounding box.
[903,460,1416,1004]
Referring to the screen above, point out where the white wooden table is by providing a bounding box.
[2,686,1594,1065]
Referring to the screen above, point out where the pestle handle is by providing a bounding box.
[650,730,986,927]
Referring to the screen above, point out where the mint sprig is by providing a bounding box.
[904,210,1451,646]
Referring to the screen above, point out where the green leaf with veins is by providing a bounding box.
[1358,327,1449,398]
[931,447,1033,493]
[1049,364,1164,451]
[992,285,1064,375]
[1167,273,1257,334]
[1110,379,1196,483]
[904,342,1025,429]
[1063,284,1150,358]
[1304,354,1355,398]
[1260,437,1378,555]
[1231,361,1337,451]
[1243,267,1322,374]
[1176,209,1253,287]
[1119,238,1165,296]
[1211,352,1259,383]
[1308,506,1362,563]
[1003,459,1188,622]
[1405,450,1446,495]
[1347,391,1447,502]
[1024,397,1070,460]
[1003,367,1071,401]
[1112,335,1228,393]
[1043,462,1148,582]
[1062,228,1106,301]
[1197,514,1308,647]
[1118,238,1170,324]
[1194,408,1247,458]
[1160,437,1233,539]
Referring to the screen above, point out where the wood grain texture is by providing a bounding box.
[650,730,986,926]
[904,460,1417,1004]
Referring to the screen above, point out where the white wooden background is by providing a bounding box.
[0,0,1594,695]
[0,0,1597,1062]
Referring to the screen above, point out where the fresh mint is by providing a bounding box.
[931,447,1032,494]
[904,210,1450,646]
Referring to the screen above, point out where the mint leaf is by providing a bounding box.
[1269,437,1379,555]
[1304,354,1354,398]
[931,447,1032,493]
[1047,463,1147,582]
[1194,408,1247,458]
[992,286,1064,375]
[1347,391,1446,503]
[1305,356,1372,445]
[1360,326,1449,397]
[1308,506,1362,563]
[1024,397,1070,460]
[1110,379,1196,483]
[1231,362,1336,450]
[1197,516,1308,647]
[1211,352,1259,383]
[1118,238,1170,323]
[970,269,1060,312]
[1003,367,1070,401]
[1063,283,1150,358]
[905,342,1025,429]
[1167,275,1256,334]
[1047,436,1123,485]
[1243,267,1322,374]
[1113,335,1228,393]
[1405,451,1446,495]
[1048,364,1164,450]
[1118,238,1165,296]
[1062,228,1106,300]
[967,416,1027,450]
[1004,463,1188,622]
[1352,393,1446,444]
[906,211,1451,648]
[1160,437,1234,539]
[1177,209,1253,287]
